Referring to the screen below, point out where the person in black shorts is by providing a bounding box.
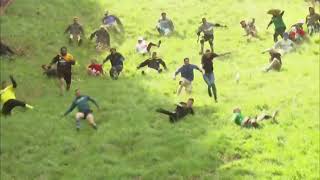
[103,48,125,80]
[156,98,195,123]
[1,75,34,115]
[48,47,75,95]
[137,52,167,74]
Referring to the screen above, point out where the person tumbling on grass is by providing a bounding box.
[64,17,84,46]
[48,47,75,95]
[232,107,279,128]
[137,52,167,74]
[156,98,194,123]
[201,49,230,102]
[103,48,125,80]
[63,89,99,131]
[262,48,282,72]
[0,75,34,115]
[197,18,226,54]
[240,18,259,40]
[267,9,286,42]
[174,58,203,95]
[90,26,111,51]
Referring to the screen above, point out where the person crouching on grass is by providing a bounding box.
[63,89,99,131]
[87,59,103,76]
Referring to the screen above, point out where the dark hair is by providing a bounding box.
[184,57,189,61]
[161,12,166,15]
[205,49,211,53]
[60,46,67,51]
[188,98,194,102]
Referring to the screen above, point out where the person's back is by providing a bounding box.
[202,52,218,73]
[272,14,286,29]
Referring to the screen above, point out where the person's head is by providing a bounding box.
[110,48,116,54]
[75,89,81,97]
[184,57,190,65]
[105,11,109,16]
[309,7,315,14]
[233,107,241,113]
[240,20,246,28]
[138,37,143,44]
[161,12,167,19]
[73,17,79,24]
[187,98,194,107]
[152,52,157,59]
[204,49,211,57]
[202,18,207,24]
[60,47,67,56]
[1,81,7,89]
[283,32,289,40]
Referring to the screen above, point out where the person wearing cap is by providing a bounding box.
[137,52,167,74]
[267,10,286,42]
[262,48,282,72]
[87,59,103,76]
[63,89,99,131]
[240,18,258,40]
[64,17,84,46]
[135,37,161,55]
[197,18,225,55]
[90,26,111,51]
[232,108,278,128]
[306,7,320,35]
[102,11,124,33]
[273,32,295,55]
[156,12,174,36]
[103,48,125,80]
[48,47,75,95]
[174,58,203,95]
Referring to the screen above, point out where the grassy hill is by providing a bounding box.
[0,0,319,179]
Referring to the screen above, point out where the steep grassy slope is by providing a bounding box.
[0,0,319,179]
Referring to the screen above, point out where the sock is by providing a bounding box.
[92,123,97,130]
[208,86,212,97]
[76,119,81,130]
[25,104,34,109]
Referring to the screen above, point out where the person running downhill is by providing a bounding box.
[156,98,195,123]
[103,48,125,80]
[90,26,111,51]
[102,11,124,33]
[64,17,84,46]
[63,89,99,131]
[306,7,320,35]
[201,49,230,102]
[197,18,226,54]
[87,59,103,76]
[174,58,203,95]
[137,52,167,74]
[267,10,286,42]
[156,12,175,36]
[135,37,161,55]
[48,47,75,95]
[232,107,279,128]
[1,75,34,115]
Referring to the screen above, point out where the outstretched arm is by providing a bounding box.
[280,11,285,17]
[137,59,149,69]
[88,97,99,109]
[159,59,167,70]
[89,31,97,40]
[267,20,273,29]
[174,67,182,79]
[64,101,77,116]
[103,55,110,64]
[9,75,17,88]
[64,25,70,34]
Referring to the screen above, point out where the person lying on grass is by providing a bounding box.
[137,52,167,74]
[87,59,103,76]
[174,58,203,95]
[232,107,278,128]
[1,75,34,115]
[135,37,161,55]
[262,48,282,72]
[63,89,99,131]
[156,98,195,123]
[240,18,259,41]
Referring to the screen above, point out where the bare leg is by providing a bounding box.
[86,114,97,130]
[59,78,65,95]
[177,84,183,95]
[75,112,85,131]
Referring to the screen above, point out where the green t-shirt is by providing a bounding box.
[232,112,244,126]
[272,15,286,29]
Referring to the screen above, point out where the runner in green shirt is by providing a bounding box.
[267,10,286,42]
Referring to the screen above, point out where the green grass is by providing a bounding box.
[0,0,319,179]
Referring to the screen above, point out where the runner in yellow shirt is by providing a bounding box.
[1,75,33,115]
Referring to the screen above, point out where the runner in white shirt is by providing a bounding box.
[135,37,161,55]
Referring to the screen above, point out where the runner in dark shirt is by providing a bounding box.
[49,47,75,95]
[156,98,195,123]
[137,52,167,74]
[65,17,84,46]
[90,26,111,51]
[103,48,125,80]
